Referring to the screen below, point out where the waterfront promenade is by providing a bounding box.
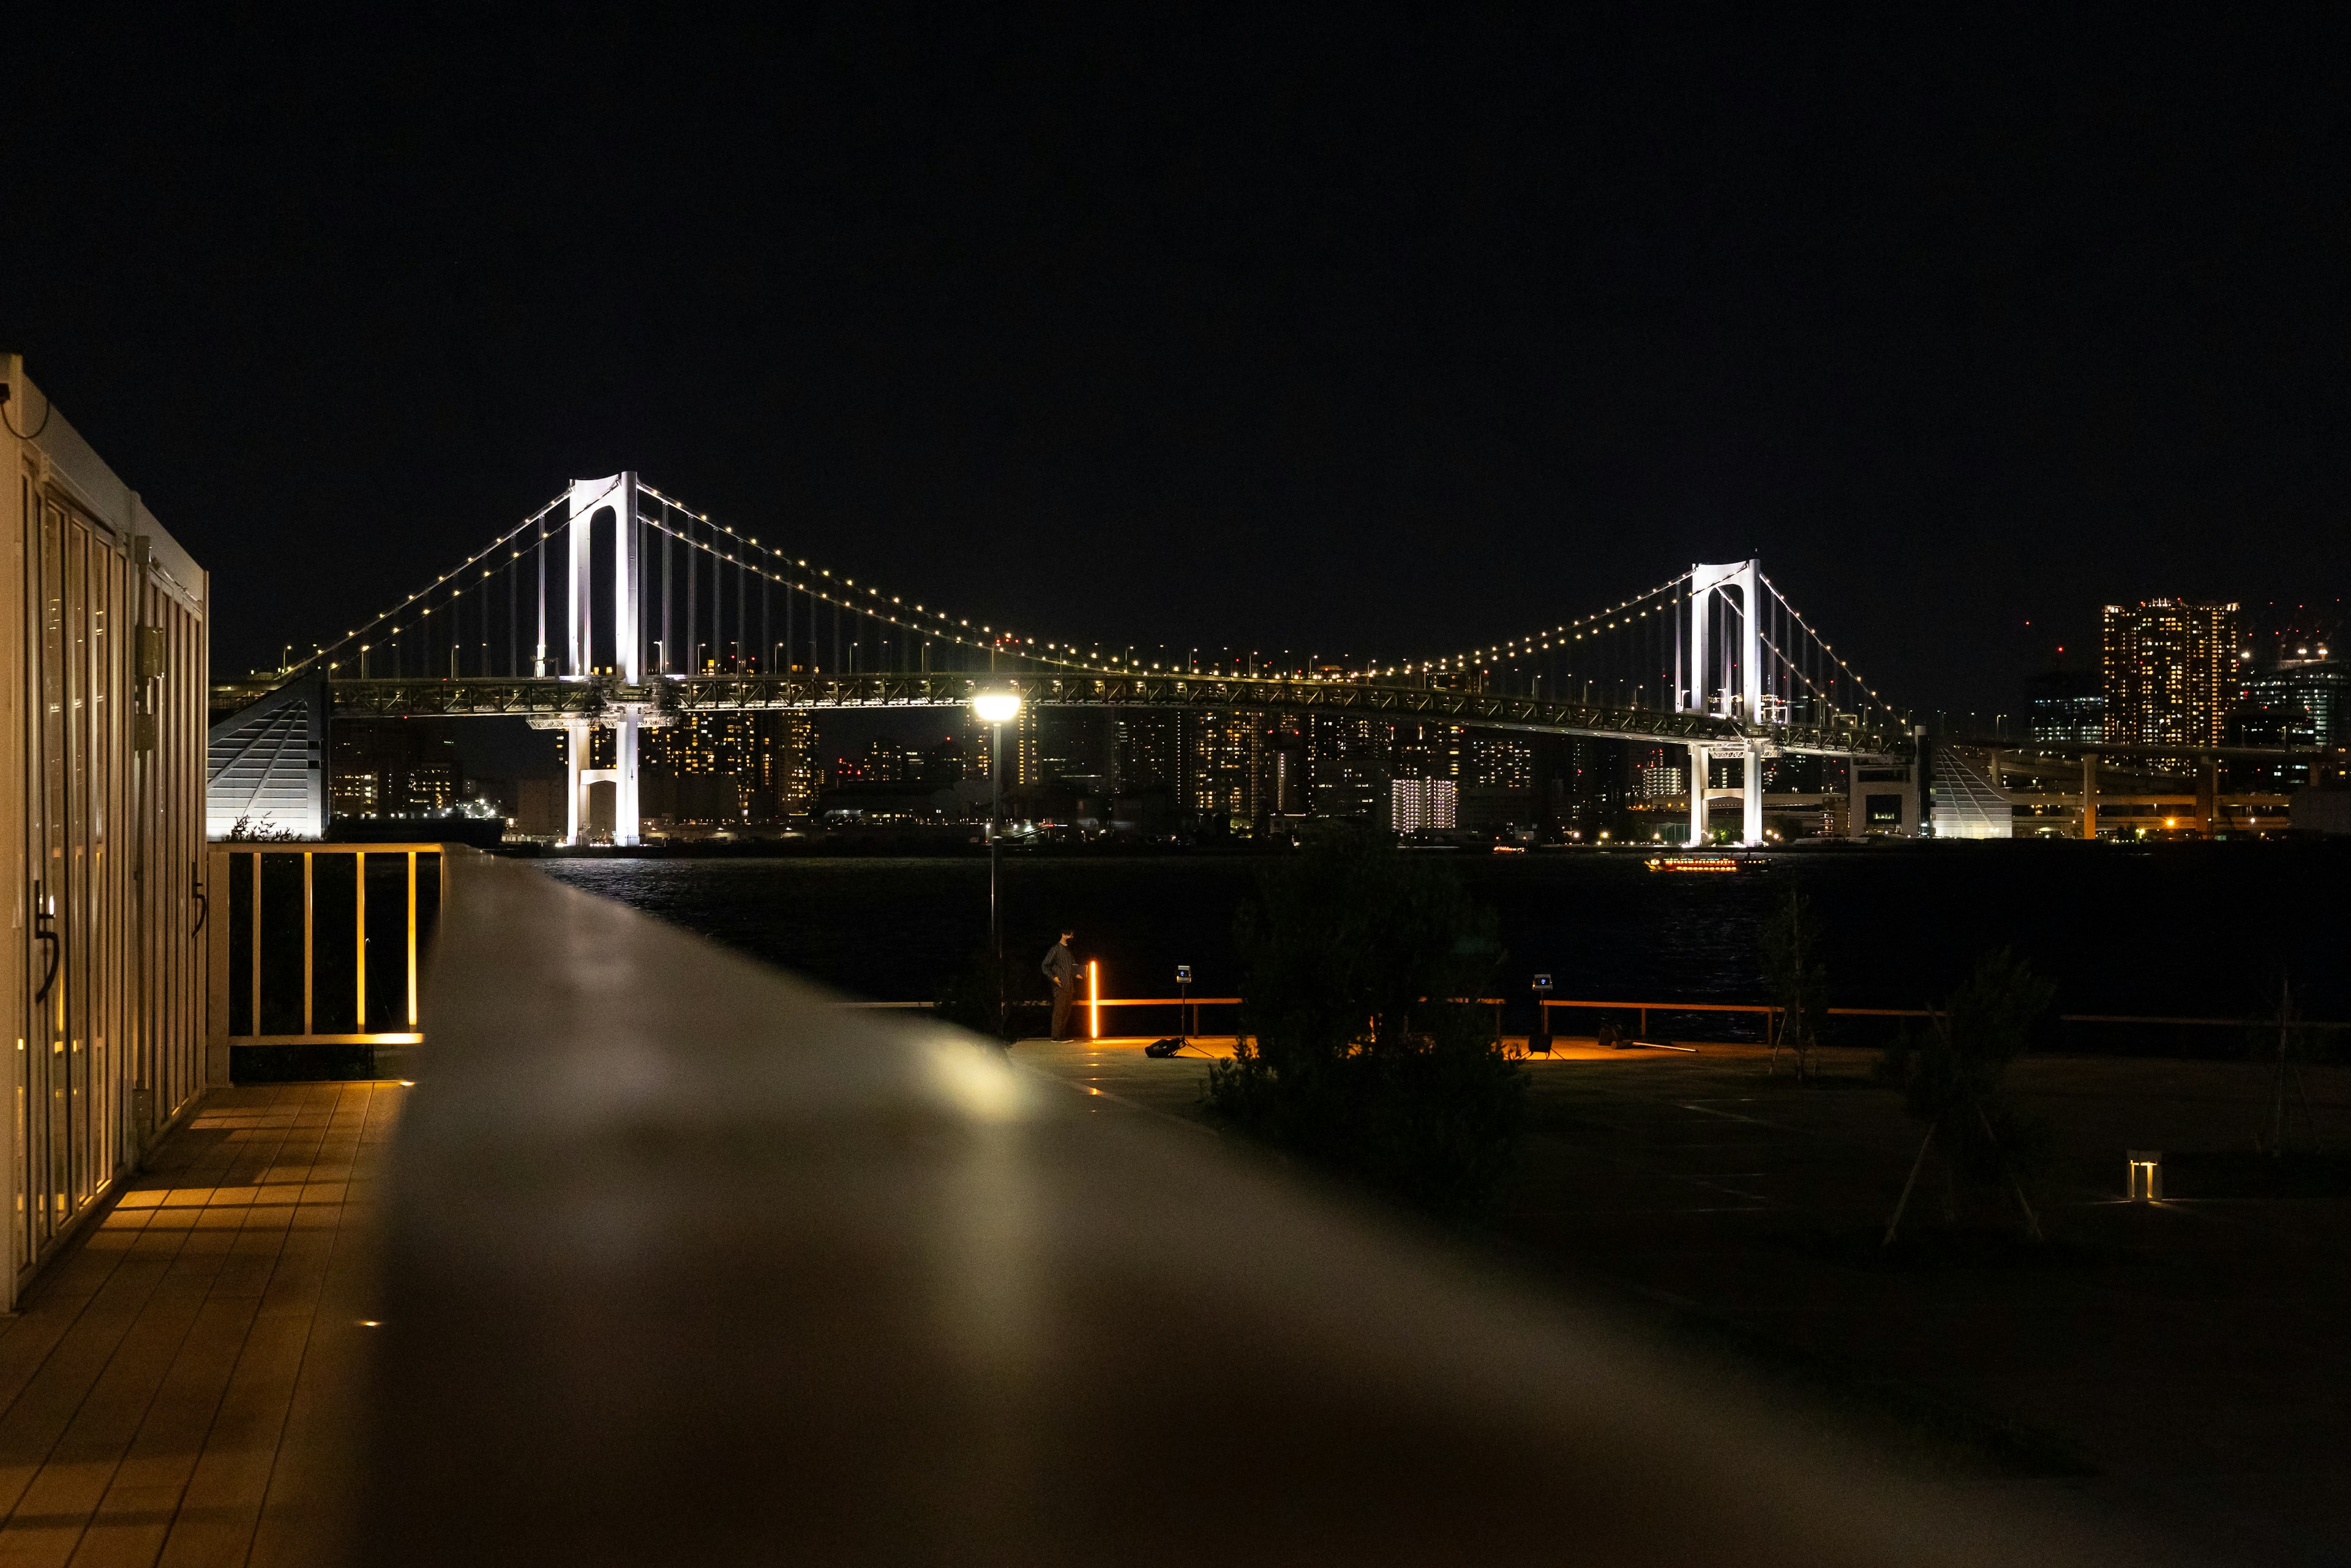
[1019,1036,2351,1564]
[0,1018,2330,1563]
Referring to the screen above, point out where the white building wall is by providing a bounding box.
[2,355,211,1306]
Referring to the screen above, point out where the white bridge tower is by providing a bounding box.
[543,473,648,848]
[1680,559,1769,847]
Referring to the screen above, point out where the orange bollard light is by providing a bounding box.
[1088,959,1100,1040]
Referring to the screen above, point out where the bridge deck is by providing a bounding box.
[217,671,1903,756]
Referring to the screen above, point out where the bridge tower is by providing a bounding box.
[559,474,645,847]
[1681,560,1767,846]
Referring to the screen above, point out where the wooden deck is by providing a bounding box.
[0,1082,397,1567]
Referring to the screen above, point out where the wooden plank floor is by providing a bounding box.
[0,1082,399,1568]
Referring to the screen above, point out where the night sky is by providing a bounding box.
[7,9,2347,715]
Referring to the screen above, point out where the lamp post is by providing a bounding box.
[970,687,1024,1040]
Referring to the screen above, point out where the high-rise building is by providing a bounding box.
[407,756,463,811]
[643,711,813,823]
[2241,651,2345,751]
[328,767,379,817]
[2101,598,2238,749]
[1551,737,1627,839]
[770,713,817,816]
[1386,778,1458,833]
[920,736,972,786]
[328,722,465,817]
[1392,722,1464,784]
[1307,715,1388,820]
[1186,712,1262,820]
[1111,711,1179,795]
[1026,709,1106,789]
[2027,667,2105,745]
[1262,713,1308,816]
[850,737,915,784]
[1467,736,1533,790]
[1626,745,1686,803]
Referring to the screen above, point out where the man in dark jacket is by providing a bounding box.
[1041,930,1079,1040]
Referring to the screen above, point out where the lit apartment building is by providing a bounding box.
[1387,778,1458,833]
[2101,598,2238,749]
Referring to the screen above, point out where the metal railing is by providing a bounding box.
[1537,997,2351,1049]
[855,987,2349,1052]
[206,843,449,1051]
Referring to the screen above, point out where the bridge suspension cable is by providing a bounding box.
[1359,564,1900,732]
[266,479,1896,737]
[1755,572,1898,730]
[274,479,1373,688]
[1373,570,1698,714]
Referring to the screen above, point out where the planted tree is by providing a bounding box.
[1877,947,2057,1245]
[2257,973,2322,1157]
[1760,887,1828,1081]
[1207,827,1525,1218]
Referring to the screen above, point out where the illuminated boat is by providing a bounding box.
[1643,855,1768,874]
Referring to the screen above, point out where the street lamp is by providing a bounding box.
[970,688,1024,1040]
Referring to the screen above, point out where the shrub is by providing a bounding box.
[1207,827,1526,1217]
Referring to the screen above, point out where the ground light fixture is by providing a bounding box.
[970,688,1025,1039]
[2128,1150,2162,1201]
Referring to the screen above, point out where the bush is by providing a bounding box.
[1206,827,1526,1217]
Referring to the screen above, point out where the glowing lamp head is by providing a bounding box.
[971,690,1024,724]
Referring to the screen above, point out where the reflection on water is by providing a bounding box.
[540,844,2351,1029]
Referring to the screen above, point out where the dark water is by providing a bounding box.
[539,842,2351,1043]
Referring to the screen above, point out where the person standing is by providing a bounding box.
[1041,930,1079,1041]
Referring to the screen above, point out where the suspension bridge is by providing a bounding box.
[208,473,1910,844]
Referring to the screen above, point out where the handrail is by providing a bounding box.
[207,842,456,1056]
[2058,1013,2351,1030]
[364,856,2105,1562]
[1544,998,1771,1015]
